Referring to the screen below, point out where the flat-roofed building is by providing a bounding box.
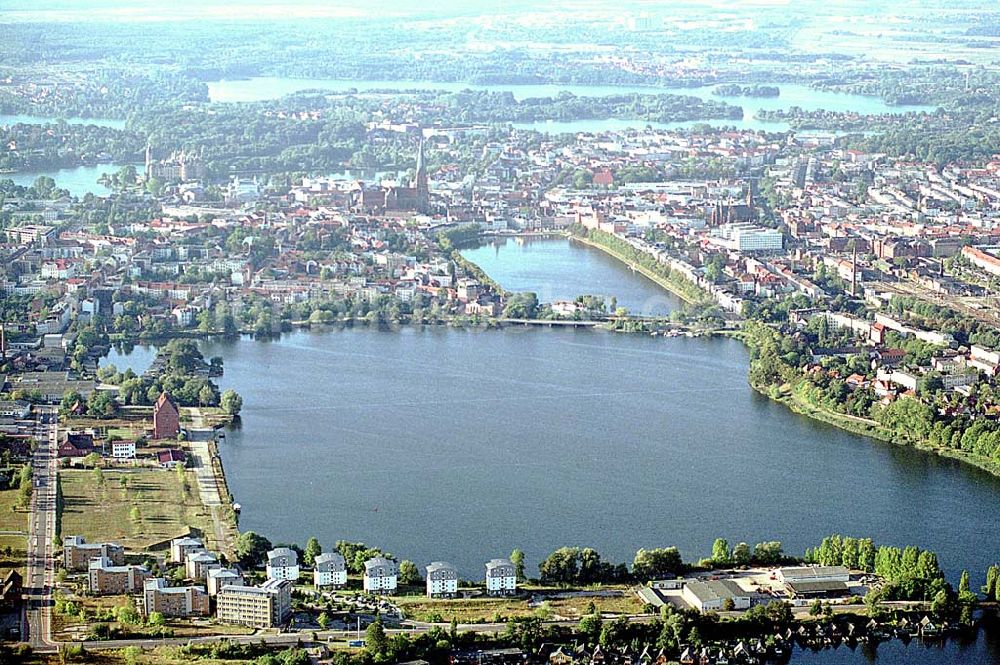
[217,579,292,628]
[142,578,210,617]
[169,536,204,564]
[207,567,245,596]
[776,566,850,585]
[681,580,751,613]
[88,556,150,595]
[64,536,124,572]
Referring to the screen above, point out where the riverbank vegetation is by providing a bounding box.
[568,227,708,305]
[742,319,1000,477]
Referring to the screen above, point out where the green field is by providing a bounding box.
[395,587,642,623]
[57,468,218,552]
[0,485,28,579]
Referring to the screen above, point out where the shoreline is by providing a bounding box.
[566,232,703,305]
[548,234,1000,482]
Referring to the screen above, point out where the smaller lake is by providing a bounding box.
[3,163,137,198]
[101,343,159,376]
[511,117,792,134]
[0,114,125,129]
[460,236,680,316]
[207,78,935,135]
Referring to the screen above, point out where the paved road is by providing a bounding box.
[25,406,59,652]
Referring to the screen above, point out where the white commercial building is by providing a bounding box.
[681,580,751,613]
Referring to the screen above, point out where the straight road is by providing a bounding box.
[25,406,59,652]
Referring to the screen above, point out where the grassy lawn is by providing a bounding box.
[58,467,218,552]
[395,595,532,622]
[395,587,642,623]
[0,484,28,533]
[0,485,28,580]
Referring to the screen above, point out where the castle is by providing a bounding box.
[145,144,206,182]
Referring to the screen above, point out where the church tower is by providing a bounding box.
[415,139,429,211]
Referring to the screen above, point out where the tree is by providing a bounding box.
[198,384,216,407]
[510,548,525,581]
[578,614,603,644]
[632,548,682,580]
[732,542,751,567]
[711,538,731,565]
[235,531,272,567]
[399,560,421,585]
[83,452,101,469]
[317,612,330,630]
[304,537,322,567]
[365,618,389,656]
[538,547,580,585]
[983,564,999,597]
[147,612,165,627]
[221,389,243,416]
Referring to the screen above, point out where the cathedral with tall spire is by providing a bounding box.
[708,182,758,226]
[356,138,430,214]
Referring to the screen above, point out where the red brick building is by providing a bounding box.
[153,392,180,440]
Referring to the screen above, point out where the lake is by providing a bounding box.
[460,236,680,316]
[3,163,135,198]
[107,240,1000,590]
[206,78,936,134]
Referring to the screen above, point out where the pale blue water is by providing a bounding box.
[104,238,1000,663]
[460,236,680,316]
[4,162,136,197]
[206,78,936,134]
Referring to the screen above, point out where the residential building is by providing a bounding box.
[63,536,124,572]
[142,578,210,617]
[58,432,94,458]
[313,552,347,588]
[265,547,300,581]
[363,556,398,594]
[88,556,150,595]
[425,561,459,598]
[216,579,292,628]
[185,550,220,581]
[157,449,186,468]
[111,440,136,459]
[169,536,204,564]
[485,558,517,596]
[0,400,30,419]
[152,392,180,440]
[207,567,245,596]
